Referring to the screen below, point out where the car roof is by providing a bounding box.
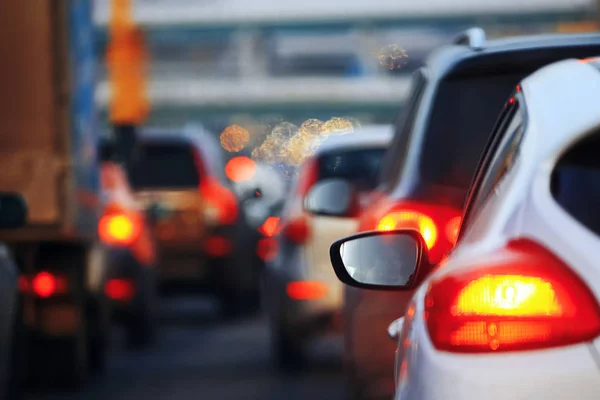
[138,127,228,180]
[383,32,600,205]
[520,58,600,165]
[424,32,600,81]
[314,124,394,156]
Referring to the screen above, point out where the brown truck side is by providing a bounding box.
[0,1,90,241]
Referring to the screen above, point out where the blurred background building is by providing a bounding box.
[93,0,597,150]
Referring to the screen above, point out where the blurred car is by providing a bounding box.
[262,125,393,368]
[233,161,288,268]
[0,194,28,398]
[98,139,158,348]
[330,56,600,400]
[343,29,600,399]
[129,129,255,316]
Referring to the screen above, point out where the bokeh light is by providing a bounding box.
[220,125,250,152]
[225,156,257,182]
[377,45,409,70]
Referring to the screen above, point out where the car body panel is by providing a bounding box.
[392,59,600,400]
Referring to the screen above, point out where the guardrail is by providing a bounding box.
[95,76,412,108]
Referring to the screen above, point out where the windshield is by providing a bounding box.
[318,148,387,191]
[419,74,523,189]
[130,143,200,189]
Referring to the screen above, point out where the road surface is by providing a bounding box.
[26,298,346,400]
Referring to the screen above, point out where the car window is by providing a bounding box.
[317,148,387,192]
[551,130,600,237]
[129,142,201,189]
[419,73,524,190]
[459,98,524,236]
[379,68,427,190]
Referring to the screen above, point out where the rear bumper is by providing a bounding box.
[157,221,260,296]
[107,248,156,322]
[263,267,342,335]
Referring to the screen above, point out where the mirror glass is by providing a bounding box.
[339,233,419,286]
[0,193,27,229]
[304,179,352,216]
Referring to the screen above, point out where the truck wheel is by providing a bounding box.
[87,294,109,374]
[7,298,26,400]
[29,309,89,388]
[55,325,89,387]
[127,309,156,349]
[270,319,304,371]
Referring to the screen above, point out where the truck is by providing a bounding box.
[0,0,110,386]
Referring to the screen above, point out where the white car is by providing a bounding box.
[261,125,393,368]
[330,56,600,400]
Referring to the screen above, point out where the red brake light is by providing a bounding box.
[224,156,256,182]
[29,272,68,298]
[375,203,461,263]
[200,179,239,225]
[256,237,278,261]
[445,216,462,245]
[286,281,328,300]
[33,272,56,298]
[259,216,281,237]
[425,238,600,353]
[105,278,135,302]
[283,217,311,244]
[99,211,142,246]
[378,211,438,249]
[204,236,233,257]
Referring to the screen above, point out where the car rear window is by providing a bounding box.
[551,132,600,237]
[419,73,523,189]
[130,142,200,189]
[317,148,387,191]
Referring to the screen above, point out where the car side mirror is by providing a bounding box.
[329,229,428,291]
[0,192,28,229]
[304,178,358,217]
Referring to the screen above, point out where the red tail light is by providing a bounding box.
[99,211,142,246]
[283,217,311,244]
[286,281,328,300]
[256,237,278,261]
[200,179,239,225]
[425,238,600,353]
[19,272,69,298]
[376,203,461,263]
[105,278,135,302]
[204,236,233,257]
[258,216,281,237]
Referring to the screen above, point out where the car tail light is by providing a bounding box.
[286,281,328,300]
[258,216,281,237]
[105,278,135,302]
[425,238,600,353]
[19,272,69,298]
[99,211,142,247]
[204,236,233,257]
[376,203,461,263]
[378,211,438,248]
[200,179,239,225]
[282,217,311,244]
[445,216,462,245]
[256,237,278,261]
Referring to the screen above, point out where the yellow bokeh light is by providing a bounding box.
[320,117,355,136]
[377,45,409,70]
[220,125,250,152]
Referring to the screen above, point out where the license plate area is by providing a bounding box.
[159,257,206,280]
[24,301,81,336]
